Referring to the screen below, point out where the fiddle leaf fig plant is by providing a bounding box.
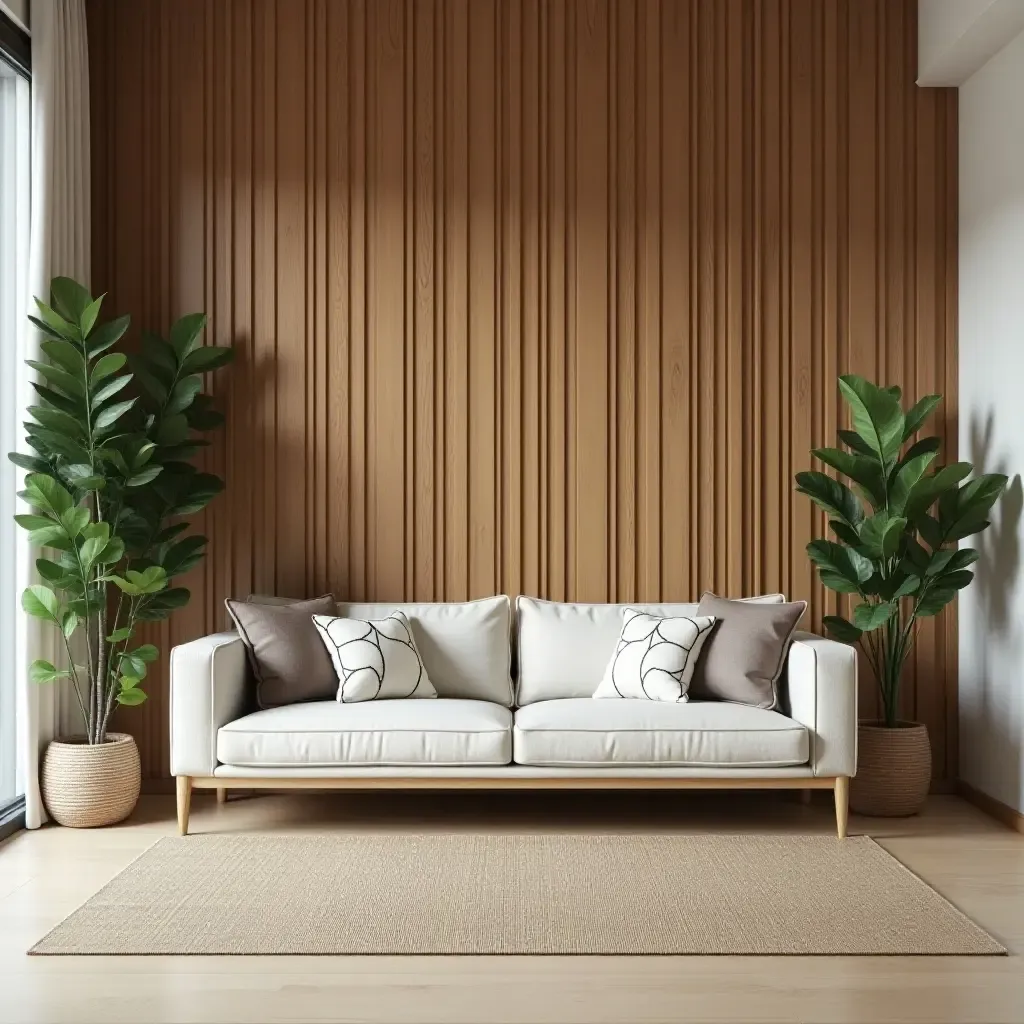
[9,277,233,743]
[797,375,1006,727]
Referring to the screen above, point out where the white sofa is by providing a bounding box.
[170,595,857,836]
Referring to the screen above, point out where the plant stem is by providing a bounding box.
[99,597,139,738]
[60,633,89,734]
[94,494,109,742]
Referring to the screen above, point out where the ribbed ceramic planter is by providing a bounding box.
[41,733,141,828]
[850,721,931,817]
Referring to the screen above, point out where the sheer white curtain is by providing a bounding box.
[15,0,90,828]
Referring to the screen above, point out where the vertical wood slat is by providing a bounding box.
[87,0,958,782]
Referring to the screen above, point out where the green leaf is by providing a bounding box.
[838,375,906,466]
[23,473,74,517]
[94,398,137,432]
[29,313,78,343]
[795,471,864,528]
[91,373,133,406]
[27,526,69,549]
[126,565,168,594]
[853,601,897,631]
[26,359,85,398]
[806,539,874,594]
[828,519,863,548]
[166,375,203,415]
[15,513,57,532]
[918,513,944,550]
[936,568,974,591]
[903,463,974,522]
[156,413,189,446]
[116,686,148,706]
[938,472,1008,529]
[169,312,207,358]
[35,298,80,341]
[106,626,134,643]
[133,644,159,663]
[140,331,179,377]
[857,513,907,560]
[916,587,957,618]
[889,451,939,513]
[58,505,91,539]
[890,575,921,600]
[85,314,130,357]
[35,557,68,583]
[925,547,978,576]
[822,615,862,643]
[120,653,149,679]
[80,295,105,338]
[160,535,208,577]
[91,352,128,383]
[80,529,113,569]
[28,404,85,439]
[22,585,60,621]
[50,277,93,323]
[62,610,79,638]
[902,394,941,441]
[837,429,876,458]
[40,338,85,374]
[125,465,163,488]
[811,447,885,507]
[136,586,191,620]
[107,574,141,596]
[8,452,55,476]
[94,537,125,565]
[181,345,234,375]
[156,523,190,543]
[29,659,71,684]
[30,381,82,418]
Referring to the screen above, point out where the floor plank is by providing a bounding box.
[0,792,1021,1024]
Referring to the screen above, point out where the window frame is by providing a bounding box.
[0,6,30,835]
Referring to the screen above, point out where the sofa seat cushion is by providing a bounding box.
[512,698,808,768]
[217,699,512,767]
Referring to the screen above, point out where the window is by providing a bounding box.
[0,19,30,824]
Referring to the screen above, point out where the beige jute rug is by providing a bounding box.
[30,834,1004,956]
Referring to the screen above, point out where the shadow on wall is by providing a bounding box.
[965,410,1022,809]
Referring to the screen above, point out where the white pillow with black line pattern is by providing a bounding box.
[592,609,716,703]
[312,611,438,703]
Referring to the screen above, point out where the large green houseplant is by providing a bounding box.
[796,375,1006,815]
[9,277,232,826]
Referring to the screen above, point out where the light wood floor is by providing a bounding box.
[0,791,1021,1024]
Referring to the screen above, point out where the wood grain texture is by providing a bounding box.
[86,0,958,781]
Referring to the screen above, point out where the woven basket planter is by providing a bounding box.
[850,721,931,817]
[41,733,141,828]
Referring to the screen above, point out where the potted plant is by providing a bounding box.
[796,375,1005,816]
[8,277,232,827]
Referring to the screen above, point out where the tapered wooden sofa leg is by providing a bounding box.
[834,776,849,839]
[216,786,227,805]
[176,776,193,836]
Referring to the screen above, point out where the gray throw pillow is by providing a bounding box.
[690,593,807,710]
[225,594,337,708]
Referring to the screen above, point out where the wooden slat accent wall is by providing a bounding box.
[87,0,959,783]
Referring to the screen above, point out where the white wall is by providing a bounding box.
[958,27,1024,814]
[918,0,1024,86]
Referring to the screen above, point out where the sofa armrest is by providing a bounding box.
[784,631,858,778]
[169,631,249,776]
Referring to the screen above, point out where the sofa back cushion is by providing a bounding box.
[515,595,786,705]
[247,594,513,706]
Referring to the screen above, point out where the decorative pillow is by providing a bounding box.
[592,609,717,703]
[690,593,807,710]
[312,611,438,702]
[225,594,337,709]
